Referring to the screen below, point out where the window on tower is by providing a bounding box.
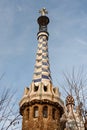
[52,108,56,120]
[43,106,48,118]
[24,108,29,120]
[34,85,39,92]
[34,106,38,118]
[44,85,47,92]
[53,88,56,93]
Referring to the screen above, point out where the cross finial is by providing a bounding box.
[39,8,48,16]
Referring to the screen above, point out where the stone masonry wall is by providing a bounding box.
[22,103,61,130]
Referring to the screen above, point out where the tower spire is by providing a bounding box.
[19,9,64,130]
[33,8,52,84]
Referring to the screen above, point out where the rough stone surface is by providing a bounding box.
[22,103,61,130]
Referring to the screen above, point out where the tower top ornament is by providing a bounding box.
[39,8,48,16]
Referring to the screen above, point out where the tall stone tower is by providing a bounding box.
[19,8,64,130]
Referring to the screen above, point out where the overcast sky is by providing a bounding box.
[0,0,87,101]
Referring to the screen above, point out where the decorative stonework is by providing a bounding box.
[22,104,61,130]
[61,95,85,130]
[66,95,75,106]
[39,8,48,16]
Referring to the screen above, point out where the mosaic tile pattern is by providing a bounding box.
[33,33,52,83]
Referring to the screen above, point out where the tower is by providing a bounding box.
[19,8,64,130]
[62,95,85,130]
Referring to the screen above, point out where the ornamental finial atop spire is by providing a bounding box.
[39,8,48,16]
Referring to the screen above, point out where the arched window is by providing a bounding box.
[44,85,47,92]
[24,108,29,120]
[43,106,48,118]
[34,85,39,92]
[52,108,56,120]
[53,88,55,93]
[34,106,38,118]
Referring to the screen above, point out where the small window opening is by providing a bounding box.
[43,106,48,118]
[25,108,29,120]
[34,106,38,118]
[44,86,47,92]
[53,88,56,93]
[52,108,56,120]
[34,85,39,92]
